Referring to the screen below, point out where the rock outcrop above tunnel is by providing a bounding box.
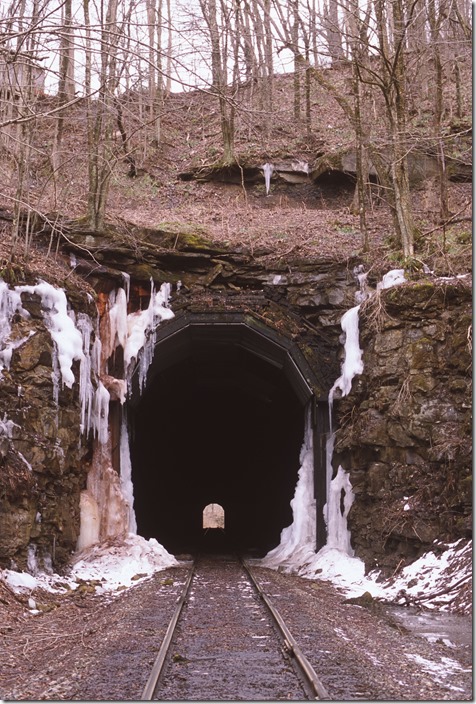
[333,276,472,573]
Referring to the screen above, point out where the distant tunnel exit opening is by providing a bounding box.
[203,503,225,530]
[127,315,321,557]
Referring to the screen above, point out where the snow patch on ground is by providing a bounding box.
[273,537,472,612]
[405,653,470,691]
[71,534,178,593]
[1,534,178,601]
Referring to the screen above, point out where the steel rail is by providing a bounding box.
[243,560,331,701]
[140,563,195,701]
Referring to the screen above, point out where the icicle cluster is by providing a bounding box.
[123,280,174,390]
[80,278,175,542]
[0,274,177,561]
[324,267,407,554]
[0,278,114,445]
[0,281,30,380]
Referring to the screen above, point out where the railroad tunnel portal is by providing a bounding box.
[127,313,326,557]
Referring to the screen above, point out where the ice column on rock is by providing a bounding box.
[120,413,137,533]
[323,280,365,553]
[324,267,407,553]
[0,281,30,380]
[326,465,355,554]
[261,405,316,570]
[329,304,364,402]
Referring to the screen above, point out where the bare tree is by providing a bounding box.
[51,0,75,181]
[198,0,236,164]
[322,0,345,64]
[85,0,121,230]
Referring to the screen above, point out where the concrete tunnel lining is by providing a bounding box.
[126,312,326,556]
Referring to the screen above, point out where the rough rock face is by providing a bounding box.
[0,286,96,570]
[0,223,472,575]
[333,277,472,572]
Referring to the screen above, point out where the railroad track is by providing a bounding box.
[141,554,330,701]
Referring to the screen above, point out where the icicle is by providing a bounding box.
[51,348,60,407]
[120,413,137,534]
[353,264,370,303]
[262,163,274,195]
[76,313,95,436]
[27,544,38,575]
[92,381,110,445]
[121,272,131,303]
[107,287,128,359]
[17,451,33,472]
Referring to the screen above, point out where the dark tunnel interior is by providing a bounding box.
[129,340,306,557]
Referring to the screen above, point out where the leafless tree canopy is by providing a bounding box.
[0,0,471,256]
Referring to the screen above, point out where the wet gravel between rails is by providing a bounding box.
[155,555,307,701]
[1,559,472,701]
[250,565,473,701]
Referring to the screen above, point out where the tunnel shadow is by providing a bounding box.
[129,342,305,557]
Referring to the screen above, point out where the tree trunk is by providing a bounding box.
[200,0,235,164]
[427,0,449,225]
[292,0,301,121]
[373,0,418,257]
[85,0,119,230]
[52,0,74,181]
[323,0,345,65]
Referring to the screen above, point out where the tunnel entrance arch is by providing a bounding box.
[126,311,329,556]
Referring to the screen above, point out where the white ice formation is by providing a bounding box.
[262,163,274,195]
[0,276,175,561]
[78,279,174,550]
[261,407,316,569]
[261,269,407,572]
